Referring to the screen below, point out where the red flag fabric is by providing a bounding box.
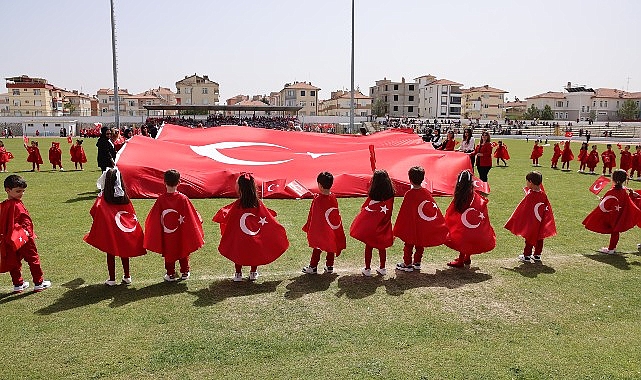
[116,124,472,199]
[504,189,557,245]
[589,175,611,195]
[213,199,289,266]
[10,225,29,251]
[565,131,573,138]
[393,187,448,247]
[444,192,496,255]
[369,144,376,172]
[582,187,641,233]
[261,179,287,198]
[302,193,346,254]
[6,152,13,160]
[349,197,394,249]
[561,141,574,162]
[491,141,498,148]
[530,145,544,159]
[25,146,43,165]
[0,199,34,273]
[23,136,29,144]
[471,175,491,194]
[285,180,312,198]
[143,192,204,261]
[49,143,62,167]
[84,196,146,258]
[67,136,73,144]
[493,144,510,160]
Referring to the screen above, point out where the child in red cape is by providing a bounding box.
[84,168,146,285]
[561,140,574,171]
[393,166,447,272]
[70,139,88,170]
[582,169,641,254]
[0,141,11,172]
[214,172,289,282]
[24,140,43,172]
[504,171,557,263]
[350,169,395,277]
[550,143,561,169]
[586,145,600,174]
[493,140,510,167]
[0,175,51,293]
[601,144,616,176]
[530,140,543,167]
[619,145,632,175]
[301,172,346,275]
[48,141,64,171]
[144,169,204,282]
[444,170,496,268]
[577,142,589,173]
[631,145,641,180]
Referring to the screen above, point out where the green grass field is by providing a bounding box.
[0,135,640,380]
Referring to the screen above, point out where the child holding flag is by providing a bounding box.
[561,141,574,171]
[0,141,12,172]
[48,141,64,171]
[493,141,510,167]
[70,140,87,170]
[84,168,146,285]
[530,140,543,167]
[444,170,496,268]
[550,143,561,169]
[577,142,589,173]
[601,144,616,176]
[505,171,556,263]
[24,140,43,172]
[214,172,289,281]
[393,166,447,272]
[630,146,641,180]
[144,169,204,282]
[301,172,346,275]
[586,145,600,175]
[619,145,632,176]
[350,169,395,276]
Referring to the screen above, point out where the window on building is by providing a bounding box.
[33,89,41,95]
[287,90,294,97]
[393,106,398,111]
[310,91,315,96]
[408,96,414,101]
[429,97,432,104]
[13,100,20,106]
[408,106,414,113]
[393,95,399,101]
[34,100,42,107]
[581,105,585,112]
[409,85,414,91]
[599,101,603,107]
[393,85,398,90]
[441,87,447,94]
[102,108,107,113]
[565,112,568,119]
[300,90,305,97]
[12,89,20,95]
[556,101,563,107]
[440,106,447,115]
[202,88,208,94]
[129,101,135,107]
[300,101,306,107]
[185,88,191,94]
[604,101,608,107]
[429,87,432,93]
[385,85,388,91]
[384,96,388,102]
[177,89,181,94]
[441,96,447,104]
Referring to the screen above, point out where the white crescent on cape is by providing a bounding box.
[592,181,605,192]
[461,207,481,229]
[240,212,260,236]
[599,195,619,213]
[324,207,341,230]
[115,211,137,233]
[417,200,438,221]
[161,209,180,233]
[267,183,277,192]
[533,202,545,222]
[190,142,293,166]
[365,199,380,212]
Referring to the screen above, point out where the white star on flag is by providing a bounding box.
[258,217,268,226]
[380,205,389,214]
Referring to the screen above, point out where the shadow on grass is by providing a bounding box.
[65,192,99,203]
[502,263,556,278]
[36,278,189,314]
[284,273,338,300]
[335,274,386,299]
[0,289,39,303]
[384,268,493,296]
[583,252,641,270]
[189,279,282,306]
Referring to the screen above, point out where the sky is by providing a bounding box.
[2,0,640,102]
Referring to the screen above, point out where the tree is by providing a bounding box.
[371,99,388,118]
[64,101,76,115]
[541,105,554,120]
[618,99,640,121]
[523,105,540,120]
[589,110,596,122]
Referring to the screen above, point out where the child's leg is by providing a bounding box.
[402,243,413,266]
[234,263,242,274]
[502,159,507,166]
[364,245,373,269]
[106,253,116,281]
[608,232,619,251]
[523,242,534,256]
[178,256,190,274]
[19,242,44,284]
[250,266,258,272]
[378,248,386,269]
[534,239,544,256]
[8,263,24,286]
[496,158,500,166]
[121,257,130,279]
[309,248,322,268]
[164,258,177,276]
[36,163,39,171]
[325,252,335,268]
[413,246,424,266]
[31,163,35,171]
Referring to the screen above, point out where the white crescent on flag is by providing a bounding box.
[417,200,438,221]
[533,202,545,222]
[324,207,341,230]
[599,195,619,213]
[115,211,137,233]
[461,207,482,229]
[161,209,182,233]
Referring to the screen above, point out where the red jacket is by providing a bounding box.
[475,142,493,167]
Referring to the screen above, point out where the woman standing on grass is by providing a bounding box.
[474,131,493,182]
[96,127,115,172]
[457,128,476,167]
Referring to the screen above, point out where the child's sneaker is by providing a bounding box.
[33,280,51,292]
[464,258,471,268]
[447,259,465,268]
[361,268,372,277]
[375,267,387,276]
[598,247,616,255]
[518,254,532,263]
[637,243,641,253]
[180,272,190,281]
[248,272,259,281]
[395,262,414,272]
[532,255,542,263]
[233,272,243,282]
[122,276,132,285]
[104,279,117,286]
[412,262,421,271]
[302,266,317,274]
[164,274,178,282]
[324,266,334,274]
[13,281,29,293]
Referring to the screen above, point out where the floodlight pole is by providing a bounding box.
[349,0,355,134]
[110,0,120,129]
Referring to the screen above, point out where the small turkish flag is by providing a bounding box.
[23,136,29,144]
[261,179,287,198]
[491,141,498,148]
[67,136,73,144]
[565,131,573,138]
[589,175,611,195]
[471,175,491,194]
[10,225,29,251]
[285,180,312,198]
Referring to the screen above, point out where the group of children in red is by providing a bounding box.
[536,140,641,177]
[14,139,88,172]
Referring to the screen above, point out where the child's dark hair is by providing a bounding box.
[408,166,425,186]
[32,140,39,147]
[76,139,84,145]
[606,144,612,149]
[453,170,474,213]
[526,171,543,186]
[612,169,627,187]
[164,169,180,187]
[4,174,27,189]
[317,171,334,190]
[103,168,129,205]
[369,169,394,201]
[238,172,258,208]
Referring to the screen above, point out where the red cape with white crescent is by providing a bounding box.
[444,192,496,255]
[84,196,146,258]
[393,187,448,247]
[213,199,289,266]
[504,189,557,245]
[302,193,346,254]
[582,188,641,234]
[349,197,394,249]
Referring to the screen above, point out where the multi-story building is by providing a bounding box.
[590,88,641,121]
[504,100,527,120]
[461,85,507,121]
[416,75,462,120]
[0,93,9,116]
[175,74,219,106]
[280,82,320,116]
[5,75,64,116]
[61,90,93,116]
[369,78,419,118]
[96,88,132,116]
[525,91,566,119]
[129,88,178,116]
[318,90,372,117]
[226,95,248,106]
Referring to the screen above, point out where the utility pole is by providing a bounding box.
[349,0,355,134]
[110,0,120,129]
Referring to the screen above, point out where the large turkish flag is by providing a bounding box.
[116,124,472,199]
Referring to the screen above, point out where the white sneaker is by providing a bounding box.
[637,243,641,253]
[163,274,178,282]
[249,272,259,281]
[122,276,132,285]
[376,267,387,276]
[233,272,243,282]
[518,254,532,263]
[104,279,117,286]
[412,263,421,271]
[33,280,51,292]
[302,266,317,274]
[324,266,334,274]
[180,272,190,280]
[598,247,616,255]
[395,262,414,272]
[13,281,29,293]
[361,268,372,277]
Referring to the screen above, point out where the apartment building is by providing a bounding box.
[279,82,320,116]
[369,78,419,118]
[504,100,527,120]
[0,93,9,116]
[96,88,132,116]
[461,85,508,121]
[61,90,93,116]
[590,88,641,121]
[415,75,462,120]
[175,74,219,106]
[318,90,372,117]
[5,75,65,116]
